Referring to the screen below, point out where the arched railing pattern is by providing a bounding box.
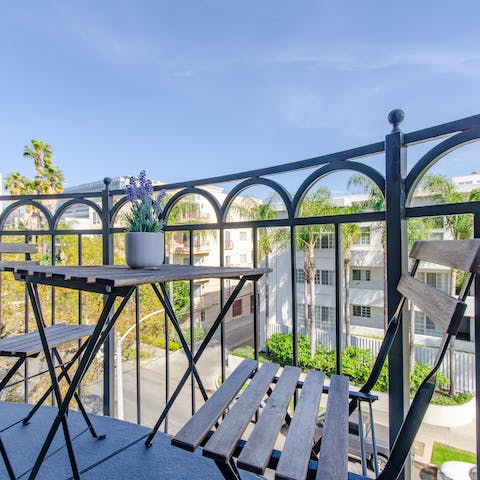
[1,110,480,474]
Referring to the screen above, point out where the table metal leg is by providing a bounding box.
[145,277,248,446]
[0,437,16,480]
[27,286,135,480]
[26,283,82,480]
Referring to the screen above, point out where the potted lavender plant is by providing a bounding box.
[124,171,166,268]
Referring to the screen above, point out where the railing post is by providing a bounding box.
[474,213,480,479]
[102,177,115,416]
[385,109,410,480]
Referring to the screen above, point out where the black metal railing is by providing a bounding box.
[1,109,479,480]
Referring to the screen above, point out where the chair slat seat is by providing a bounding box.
[0,261,39,268]
[172,359,258,452]
[275,370,325,480]
[0,243,37,254]
[316,374,349,480]
[170,239,480,480]
[0,324,95,356]
[202,362,279,462]
[236,366,301,475]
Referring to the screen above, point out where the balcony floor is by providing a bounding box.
[0,402,261,479]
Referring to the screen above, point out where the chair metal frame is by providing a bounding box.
[171,239,480,480]
[0,243,105,479]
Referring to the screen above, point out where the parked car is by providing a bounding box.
[439,461,477,480]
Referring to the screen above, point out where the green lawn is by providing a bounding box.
[431,442,476,466]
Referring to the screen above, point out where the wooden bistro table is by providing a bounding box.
[0,263,270,480]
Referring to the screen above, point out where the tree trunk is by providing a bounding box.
[264,253,270,341]
[449,268,457,395]
[303,256,308,338]
[306,244,317,358]
[409,301,416,372]
[344,250,351,348]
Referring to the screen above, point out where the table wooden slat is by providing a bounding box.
[316,374,349,480]
[172,359,258,452]
[275,370,325,480]
[203,362,280,463]
[237,365,301,475]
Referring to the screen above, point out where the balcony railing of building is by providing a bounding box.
[0,109,480,480]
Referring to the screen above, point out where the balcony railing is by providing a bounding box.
[1,109,480,479]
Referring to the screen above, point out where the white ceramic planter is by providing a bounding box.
[423,397,475,427]
[125,232,165,268]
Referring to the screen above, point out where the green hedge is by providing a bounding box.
[140,334,180,351]
[265,333,448,394]
[173,327,206,345]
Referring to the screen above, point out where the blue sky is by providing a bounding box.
[1,1,480,192]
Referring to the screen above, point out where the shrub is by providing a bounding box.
[140,334,180,351]
[265,333,463,401]
[173,327,206,345]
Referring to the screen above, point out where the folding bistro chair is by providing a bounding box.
[171,239,479,480]
[0,242,104,479]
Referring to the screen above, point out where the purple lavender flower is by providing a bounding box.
[124,171,166,232]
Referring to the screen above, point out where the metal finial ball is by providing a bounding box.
[387,109,405,131]
[103,177,112,186]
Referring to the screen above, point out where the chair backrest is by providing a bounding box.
[377,239,480,480]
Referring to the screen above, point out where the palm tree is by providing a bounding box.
[231,195,288,344]
[407,217,435,370]
[5,140,64,236]
[347,175,387,328]
[340,218,361,347]
[421,174,474,394]
[297,186,335,357]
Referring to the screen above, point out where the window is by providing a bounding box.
[315,306,335,326]
[182,258,190,265]
[296,269,305,283]
[225,255,231,266]
[232,299,242,317]
[250,294,260,314]
[352,305,371,318]
[92,211,101,225]
[315,233,334,249]
[240,254,247,264]
[352,269,371,281]
[239,231,247,241]
[414,312,442,337]
[320,270,334,286]
[354,227,371,245]
[297,303,306,321]
[418,272,448,292]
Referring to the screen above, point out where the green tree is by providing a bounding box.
[5,140,64,233]
[297,187,335,357]
[421,174,475,394]
[347,174,388,332]
[233,195,288,343]
[407,217,435,370]
[340,218,361,347]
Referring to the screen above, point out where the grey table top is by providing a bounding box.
[0,263,271,288]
